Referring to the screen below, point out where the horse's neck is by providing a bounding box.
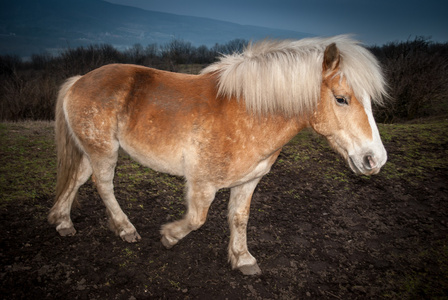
[222,103,309,156]
[260,115,308,150]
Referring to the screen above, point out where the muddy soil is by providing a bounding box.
[1,121,447,299]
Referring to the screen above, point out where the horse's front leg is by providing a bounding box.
[160,182,217,248]
[228,178,262,275]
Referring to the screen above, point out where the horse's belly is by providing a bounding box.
[119,136,185,176]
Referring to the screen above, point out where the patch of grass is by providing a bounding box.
[385,241,448,299]
[168,279,181,290]
[0,121,56,206]
[377,122,448,183]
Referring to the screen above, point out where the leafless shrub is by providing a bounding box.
[57,44,125,77]
[211,38,247,55]
[371,37,448,122]
[0,71,58,121]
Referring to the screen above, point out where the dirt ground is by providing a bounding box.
[1,120,447,299]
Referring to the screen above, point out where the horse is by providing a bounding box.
[48,35,388,275]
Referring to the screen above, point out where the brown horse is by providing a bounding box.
[48,35,388,275]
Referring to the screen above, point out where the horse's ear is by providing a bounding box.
[323,43,340,74]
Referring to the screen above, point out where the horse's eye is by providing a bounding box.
[335,96,348,106]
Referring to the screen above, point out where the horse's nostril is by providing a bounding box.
[364,155,376,170]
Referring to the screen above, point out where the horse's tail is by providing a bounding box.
[54,76,83,205]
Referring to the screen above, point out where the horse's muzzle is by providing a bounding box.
[349,153,385,175]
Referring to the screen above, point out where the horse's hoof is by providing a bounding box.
[57,226,76,237]
[238,263,262,275]
[120,231,141,243]
[161,235,176,249]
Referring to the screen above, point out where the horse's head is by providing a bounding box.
[310,43,387,175]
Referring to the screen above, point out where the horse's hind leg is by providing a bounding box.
[228,178,262,275]
[48,155,92,236]
[160,182,216,248]
[89,153,141,243]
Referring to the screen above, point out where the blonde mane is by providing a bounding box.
[201,35,388,116]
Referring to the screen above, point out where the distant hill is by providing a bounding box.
[0,0,313,58]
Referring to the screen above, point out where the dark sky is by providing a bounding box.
[105,0,448,45]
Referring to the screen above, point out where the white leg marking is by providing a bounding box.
[228,178,262,275]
